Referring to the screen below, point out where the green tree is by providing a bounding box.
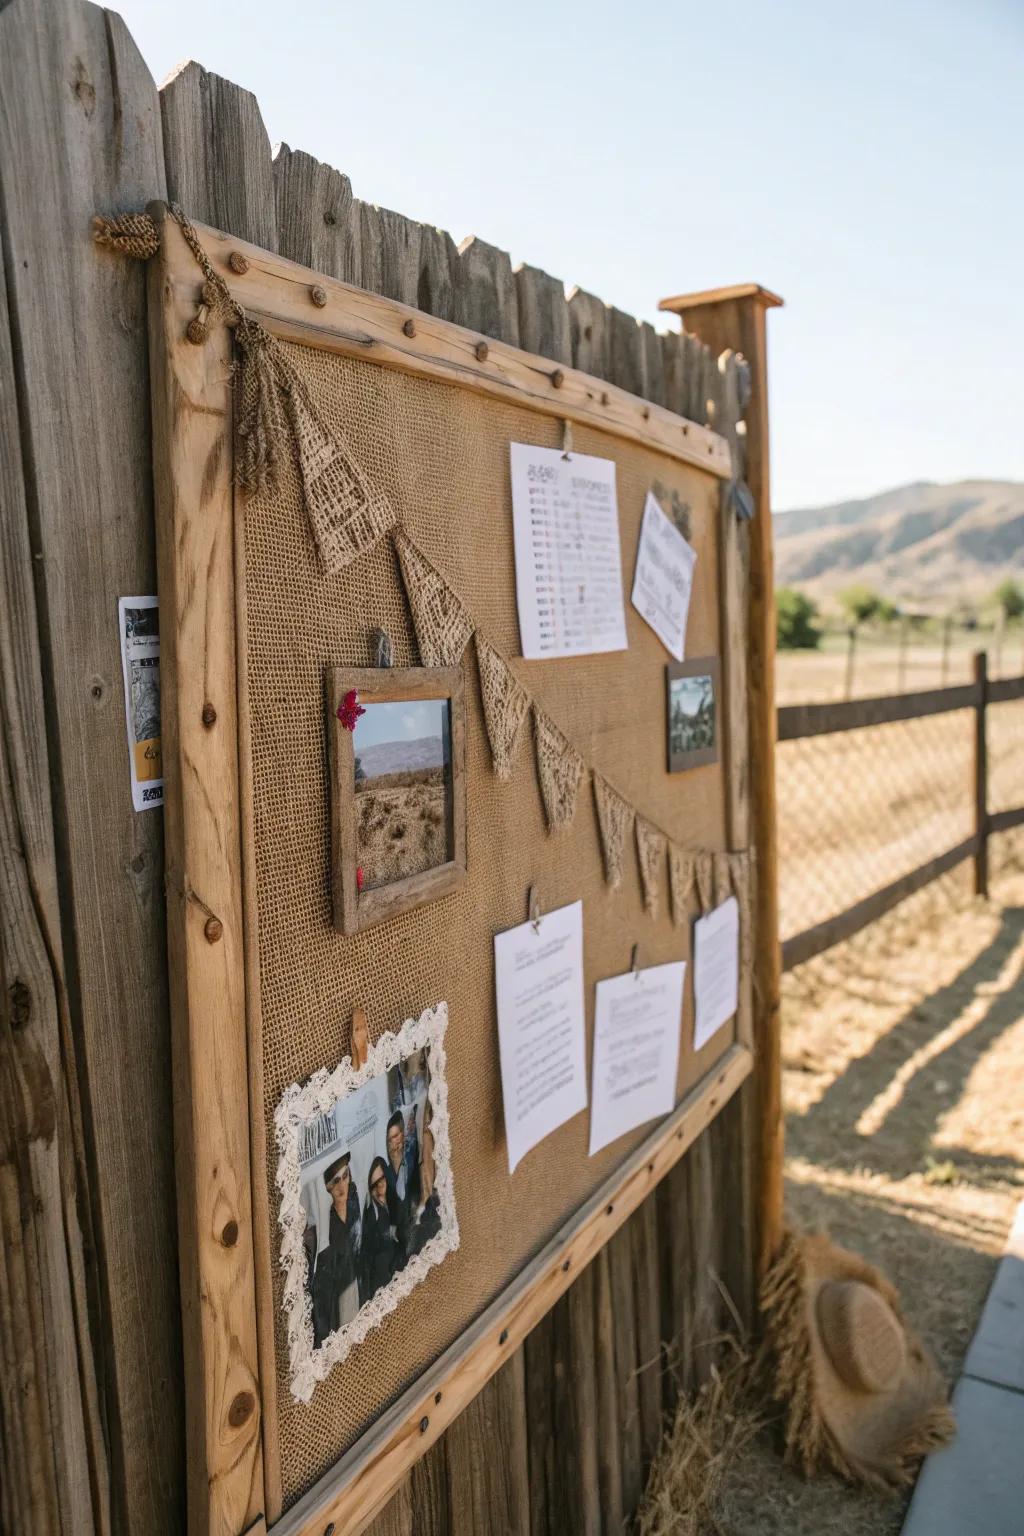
[839,583,885,626]
[776,587,822,649]
[993,578,1024,620]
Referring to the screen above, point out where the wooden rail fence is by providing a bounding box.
[778,652,1024,971]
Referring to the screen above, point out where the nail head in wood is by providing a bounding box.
[402,318,417,338]
[221,1219,239,1247]
[561,1259,571,1272]
[227,1391,254,1428]
[228,250,249,275]
[601,390,610,405]
[310,284,328,308]
[434,1391,442,1405]
[204,916,223,945]
[419,1416,429,1434]
[499,1328,509,1345]
[475,340,489,362]
[551,368,565,389]
[201,702,217,727]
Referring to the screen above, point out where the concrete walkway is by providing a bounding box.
[902,1201,1024,1535]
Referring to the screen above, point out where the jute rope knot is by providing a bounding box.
[91,210,160,261]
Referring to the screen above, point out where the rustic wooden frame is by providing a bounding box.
[148,202,752,1536]
[326,666,467,934]
[665,656,721,773]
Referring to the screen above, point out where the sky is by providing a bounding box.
[116,0,1024,509]
[353,699,447,751]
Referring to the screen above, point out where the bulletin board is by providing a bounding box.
[147,205,755,1536]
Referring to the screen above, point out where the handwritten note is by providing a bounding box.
[630,491,696,660]
[588,961,685,1155]
[510,444,628,659]
[693,896,740,1051]
[494,900,588,1172]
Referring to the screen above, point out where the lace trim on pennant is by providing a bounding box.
[394,527,475,666]
[635,817,666,917]
[285,383,396,575]
[475,634,530,780]
[727,848,755,977]
[274,1002,458,1404]
[694,850,715,913]
[593,773,635,889]
[668,843,696,926]
[533,707,586,831]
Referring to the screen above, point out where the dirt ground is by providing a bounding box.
[356,769,447,886]
[711,843,1024,1534]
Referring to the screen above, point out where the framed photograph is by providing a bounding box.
[275,1002,458,1402]
[665,656,720,772]
[327,665,467,934]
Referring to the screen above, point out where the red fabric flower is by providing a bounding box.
[356,866,364,892]
[337,688,366,731]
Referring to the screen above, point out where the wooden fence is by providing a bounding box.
[778,653,1024,971]
[0,4,781,1533]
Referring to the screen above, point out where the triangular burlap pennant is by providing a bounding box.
[668,843,696,926]
[533,708,586,831]
[475,635,530,780]
[694,851,715,913]
[727,849,755,976]
[285,382,396,574]
[635,817,666,917]
[394,527,475,666]
[593,774,635,889]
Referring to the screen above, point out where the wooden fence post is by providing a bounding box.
[974,650,989,898]
[658,283,784,1280]
[845,625,857,700]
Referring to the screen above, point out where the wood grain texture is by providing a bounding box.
[514,263,572,365]
[593,1248,623,1529]
[358,202,423,305]
[161,60,278,250]
[148,207,263,1536]
[567,287,609,380]
[415,225,461,323]
[272,143,359,281]
[630,1198,664,1473]
[0,213,109,1536]
[660,330,685,417]
[607,1228,643,1517]
[456,235,520,345]
[0,4,182,1530]
[607,306,647,398]
[639,321,665,407]
[443,1355,530,1536]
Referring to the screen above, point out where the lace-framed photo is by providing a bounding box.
[327,665,467,934]
[275,1002,458,1402]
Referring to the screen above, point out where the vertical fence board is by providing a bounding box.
[639,320,665,407]
[607,1227,643,1517]
[657,1160,693,1409]
[593,1248,624,1528]
[0,2,182,1531]
[161,60,278,250]
[660,330,685,417]
[567,287,610,381]
[273,144,359,282]
[607,307,647,398]
[514,263,571,364]
[357,203,423,306]
[456,235,520,345]
[443,1354,530,1536]
[416,225,461,323]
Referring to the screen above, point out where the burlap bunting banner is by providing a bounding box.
[635,817,666,917]
[593,774,635,889]
[286,384,396,574]
[533,708,586,831]
[394,527,475,666]
[727,849,755,977]
[694,850,715,913]
[475,635,530,780]
[668,843,695,926]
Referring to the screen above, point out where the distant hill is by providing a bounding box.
[356,735,444,778]
[774,480,1024,608]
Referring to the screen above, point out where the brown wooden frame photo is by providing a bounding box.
[326,665,467,935]
[666,656,721,772]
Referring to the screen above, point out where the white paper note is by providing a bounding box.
[510,443,627,659]
[588,961,686,1155]
[630,491,696,660]
[117,596,163,813]
[693,896,740,1050]
[494,899,588,1172]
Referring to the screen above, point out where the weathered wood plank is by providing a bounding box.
[607,1227,643,1517]
[660,330,685,417]
[361,1478,413,1536]
[567,287,610,380]
[639,320,665,406]
[657,1159,693,1408]
[778,681,979,740]
[630,1199,664,1475]
[357,202,423,305]
[0,209,109,1536]
[444,1354,530,1535]
[406,1444,450,1536]
[455,235,520,345]
[272,143,359,282]
[686,1130,720,1385]
[416,225,461,323]
[0,4,182,1531]
[161,60,278,250]
[593,1248,624,1528]
[607,306,646,397]
[514,262,571,365]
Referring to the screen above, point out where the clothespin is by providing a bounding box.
[528,886,542,934]
[350,1004,369,1070]
[631,943,641,980]
[370,627,394,669]
[561,418,573,461]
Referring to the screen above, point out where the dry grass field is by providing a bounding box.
[355,768,447,887]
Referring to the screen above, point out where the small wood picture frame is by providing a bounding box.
[327,666,467,933]
[665,656,721,773]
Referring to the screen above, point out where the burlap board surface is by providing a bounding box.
[241,341,733,1505]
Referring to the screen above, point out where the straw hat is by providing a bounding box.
[761,1230,955,1490]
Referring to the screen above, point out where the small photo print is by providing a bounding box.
[352,698,453,889]
[666,657,720,772]
[276,1004,457,1402]
[118,595,163,812]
